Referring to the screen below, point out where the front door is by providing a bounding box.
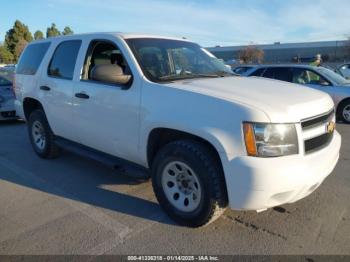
[291,68,333,97]
[72,39,141,162]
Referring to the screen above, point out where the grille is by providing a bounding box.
[301,109,335,154]
[304,132,334,154]
[301,109,334,130]
[0,111,16,118]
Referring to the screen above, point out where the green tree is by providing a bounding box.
[0,45,14,64]
[62,26,74,35]
[4,20,33,60]
[14,39,28,60]
[46,23,61,38]
[34,30,44,40]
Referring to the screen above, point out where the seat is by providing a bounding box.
[111,53,125,69]
[88,53,111,79]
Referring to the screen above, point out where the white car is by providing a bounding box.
[14,33,341,227]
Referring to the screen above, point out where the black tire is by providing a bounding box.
[27,109,60,159]
[337,99,350,124]
[151,140,228,227]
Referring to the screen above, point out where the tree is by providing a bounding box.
[4,20,33,60]
[14,39,28,60]
[62,26,74,35]
[46,23,61,38]
[34,30,44,40]
[0,45,14,64]
[238,45,264,64]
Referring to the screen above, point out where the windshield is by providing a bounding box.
[317,67,350,86]
[126,38,233,82]
[0,71,13,86]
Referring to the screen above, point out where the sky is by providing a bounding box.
[1,0,350,47]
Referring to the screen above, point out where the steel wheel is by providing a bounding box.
[342,104,350,122]
[161,161,202,212]
[31,120,46,151]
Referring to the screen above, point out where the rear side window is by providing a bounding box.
[262,68,275,79]
[250,68,265,76]
[16,42,51,75]
[48,40,81,80]
[273,68,293,82]
[263,67,293,82]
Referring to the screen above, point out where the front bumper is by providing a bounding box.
[0,99,18,120]
[222,131,341,210]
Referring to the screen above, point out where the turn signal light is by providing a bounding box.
[243,123,257,156]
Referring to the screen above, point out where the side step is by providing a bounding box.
[54,137,150,179]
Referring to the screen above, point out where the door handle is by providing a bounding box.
[40,86,51,91]
[75,93,90,99]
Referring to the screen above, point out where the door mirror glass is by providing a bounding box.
[91,64,131,85]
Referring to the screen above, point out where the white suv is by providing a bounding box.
[14,33,341,227]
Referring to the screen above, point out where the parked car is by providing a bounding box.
[14,33,340,227]
[336,63,350,80]
[244,65,350,123]
[0,70,17,120]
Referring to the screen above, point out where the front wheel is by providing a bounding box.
[151,140,228,227]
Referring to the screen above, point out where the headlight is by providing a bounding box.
[243,122,298,157]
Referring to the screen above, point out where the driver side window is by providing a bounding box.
[292,68,331,86]
[81,40,131,83]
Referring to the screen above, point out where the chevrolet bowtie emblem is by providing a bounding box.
[327,121,335,133]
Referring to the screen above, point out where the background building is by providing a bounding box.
[207,40,349,64]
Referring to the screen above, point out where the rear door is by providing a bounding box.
[37,40,82,142]
[262,67,293,82]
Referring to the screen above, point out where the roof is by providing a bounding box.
[30,32,192,43]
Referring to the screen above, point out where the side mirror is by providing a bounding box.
[320,81,331,86]
[91,64,132,85]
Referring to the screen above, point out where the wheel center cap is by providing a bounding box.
[181,180,189,188]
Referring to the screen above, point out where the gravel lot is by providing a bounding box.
[0,121,349,255]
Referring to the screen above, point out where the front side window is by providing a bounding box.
[16,42,50,75]
[81,40,131,82]
[292,68,331,86]
[126,38,233,82]
[48,40,81,80]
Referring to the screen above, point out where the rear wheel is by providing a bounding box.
[152,140,228,227]
[28,109,60,158]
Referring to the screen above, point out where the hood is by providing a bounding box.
[164,76,334,122]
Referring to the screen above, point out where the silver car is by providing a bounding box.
[0,70,17,120]
[244,65,350,123]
